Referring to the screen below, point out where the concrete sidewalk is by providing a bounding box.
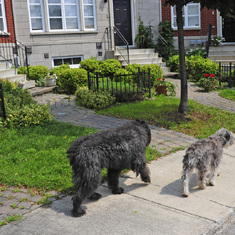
[1,144,234,235]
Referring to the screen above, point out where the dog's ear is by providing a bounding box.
[136,119,146,124]
[224,131,231,142]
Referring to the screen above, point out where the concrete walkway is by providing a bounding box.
[0,79,234,234]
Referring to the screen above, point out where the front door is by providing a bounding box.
[222,17,235,42]
[113,0,132,46]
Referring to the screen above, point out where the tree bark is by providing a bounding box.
[176,0,189,113]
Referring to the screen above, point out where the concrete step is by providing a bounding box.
[123,58,163,65]
[22,80,36,89]
[116,48,155,55]
[116,53,160,60]
[0,69,17,78]
[209,55,235,61]
[4,74,26,83]
[0,62,9,70]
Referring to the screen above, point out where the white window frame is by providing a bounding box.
[28,0,45,32]
[171,2,200,30]
[82,0,97,31]
[52,56,83,68]
[0,0,7,33]
[47,0,80,31]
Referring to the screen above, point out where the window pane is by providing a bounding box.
[188,5,199,15]
[73,57,81,64]
[50,18,62,29]
[54,59,63,66]
[188,16,199,26]
[64,58,72,64]
[84,5,93,16]
[84,18,94,28]
[49,5,62,16]
[65,0,76,3]
[0,19,3,30]
[0,6,2,17]
[30,5,42,17]
[48,0,61,3]
[65,5,77,16]
[29,0,41,3]
[66,18,78,29]
[31,18,43,30]
[83,0,93,4]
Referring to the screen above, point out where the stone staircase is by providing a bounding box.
[0,62,35,89]
[114,48,171,75]
[208,44,235,65]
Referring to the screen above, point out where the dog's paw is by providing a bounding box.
[87,192,102,200]
[182,193,189,197]
[209,181,215,186]
[112,187,124,194]
[142,175,151,183]
[72,208,86,217]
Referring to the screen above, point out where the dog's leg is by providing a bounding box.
[72,189,87,217]
[182,169,190,197]
[140,165,151,183]
[107,169,124,194]
[87,191,102,200]
[209,166,220,186]
[198,168,207,190]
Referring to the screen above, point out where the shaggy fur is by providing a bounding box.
[182,128,234,197]
[67,119,151,217]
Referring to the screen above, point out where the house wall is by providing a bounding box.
[12,0,110,69]
[162,0,217,49]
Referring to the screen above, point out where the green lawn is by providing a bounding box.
[0,121,160,193]
[97,96,235,139]
[219,89,235,101]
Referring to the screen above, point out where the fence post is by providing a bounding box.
[96,72,99,91]
[0,83,6,121]
[229,62,232,88]
[148,68,151,98]
[219,62,221,87]
[88,72,91,90]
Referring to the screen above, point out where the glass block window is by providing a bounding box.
[28,0,44,31]
[47,0,80,30]
[53,56,83,68]
[171,2,200,29]
[82,0,96,30]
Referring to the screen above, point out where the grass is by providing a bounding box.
[0,121,162,193]
[97,96,235,138]
[0,215,22,227]
[0,121,96,193]
[219,89,235,101]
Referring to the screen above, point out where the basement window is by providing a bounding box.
[52,56,83,68]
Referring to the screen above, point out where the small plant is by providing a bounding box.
[19,198,31,202]
[13,188,22,193]
[154,78,176,96]
[200,74,218,92]
[211,36,224,46]
[11,203,18,209]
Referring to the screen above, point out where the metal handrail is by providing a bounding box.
[206,24,212,57]
[0,30,30,79]
[113,26,130,65]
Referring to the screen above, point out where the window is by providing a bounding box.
[48,0,80,30]
[171,2,200,29]
[0,0,7,32]
[53,56,83,68]
[28,0,44,31]
[82,0,96,30]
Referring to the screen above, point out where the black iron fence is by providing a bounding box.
[0,83,6,121]
[218,62,235,88]
[88,68,151,101]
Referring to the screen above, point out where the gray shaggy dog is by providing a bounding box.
[182,128,234,197]
[67,119,151,217]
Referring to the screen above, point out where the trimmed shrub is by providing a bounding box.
[18,65,49,81]
[142,64,163,86]
[75,87,116,110]
[100,59,122,76]
[58,68,87,94]
[50,64,70,78]
[80,58,100,73]
[0,78,17,92]
[114,68,133,83]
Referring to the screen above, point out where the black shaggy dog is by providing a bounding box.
[67,119,151,217]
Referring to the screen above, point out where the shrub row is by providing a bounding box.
[0,79,53,128]
[168,55,219,81]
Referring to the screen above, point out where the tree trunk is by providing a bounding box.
[176,0,188,113]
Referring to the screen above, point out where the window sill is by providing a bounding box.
[173,27,201,31]
[30,30,98,36]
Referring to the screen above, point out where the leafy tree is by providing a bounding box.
[164,0,235,113]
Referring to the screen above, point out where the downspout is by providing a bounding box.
[108,0,115,50]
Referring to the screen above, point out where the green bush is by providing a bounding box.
[0,78,18,92]
[5,104,53,127]
[168,55,219,81]
[80,58,100,73]
[18,65,49,81]
[155,21,175,61]
[75,87,116,110]
[100,59,122,76]
[58,68,88,94]
[50,64,70,78]
[142,64,163,86]
[114,68,133,83]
